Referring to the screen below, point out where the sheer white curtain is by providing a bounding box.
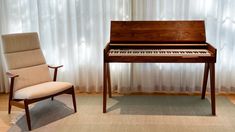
[0,0,235,93]
[0,0,8,92]
[0,0,131,93]
[128,0,235,93]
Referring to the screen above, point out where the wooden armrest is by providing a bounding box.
[6,72,19,78]
[6,72,19,103]
[48,65,63,69]
[48,65,63,81]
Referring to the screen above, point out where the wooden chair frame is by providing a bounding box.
[7,65,77,131]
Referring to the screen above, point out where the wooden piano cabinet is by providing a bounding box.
[103,21,217,115]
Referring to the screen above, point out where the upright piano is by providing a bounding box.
[103,21,217,115]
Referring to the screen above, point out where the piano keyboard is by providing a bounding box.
[109,49,211,56]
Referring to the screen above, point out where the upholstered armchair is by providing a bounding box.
[1,32,77,130]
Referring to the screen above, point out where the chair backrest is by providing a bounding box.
[1,32,52,91]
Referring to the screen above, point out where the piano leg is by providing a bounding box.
[201,63,209,99]
[103,62,107,113]
[209,63,216,115]
[107,63,112,98]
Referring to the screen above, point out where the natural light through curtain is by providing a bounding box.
[0,0,235,93]
[0,0,132,93]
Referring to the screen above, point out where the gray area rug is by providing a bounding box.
[9,98,74,131]
[9,95,235,132]
[108,96,211,115]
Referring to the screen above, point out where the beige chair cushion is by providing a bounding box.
[2,33,46,70]
[14,82,73,99]
[2,32,40,53]
[10,64,52,91]
[5,49,46,70]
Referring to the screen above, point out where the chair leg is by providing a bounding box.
[24,100,32,131]
[71,87,77,112]
[8,100,12,114]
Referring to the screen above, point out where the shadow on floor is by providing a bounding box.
[9,99,75,131]
[107,95,212,116]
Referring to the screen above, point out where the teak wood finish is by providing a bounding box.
[103,21,217,115]
[7,65,77,131]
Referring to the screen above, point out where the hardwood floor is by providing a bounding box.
[0,92,235,131]
[0,94,15,131]
[227,94,235,104]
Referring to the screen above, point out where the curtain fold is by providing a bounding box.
[0,0,9,92]
[0,0,235,93]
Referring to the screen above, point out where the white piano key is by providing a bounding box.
[108,49,211,57]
